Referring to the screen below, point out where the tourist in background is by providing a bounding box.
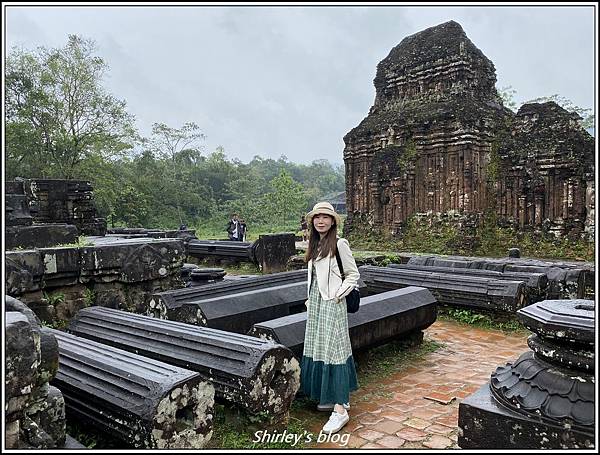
[300,201,359,434]
[239,218,247,242]
[300,215,308,242]
[226,213,240,241]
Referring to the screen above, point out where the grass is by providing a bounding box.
[437,305,528,334]
[54,236,95,248]
[207,403,314,449]
[347,215,595,262]
[355,338,444,386]
[190,259,262,275]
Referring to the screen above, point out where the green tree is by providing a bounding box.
[141,122,207,225]
[497,85,518,112]
[144,122,205,160]
[6,35,136,179]
[261,170,307,229]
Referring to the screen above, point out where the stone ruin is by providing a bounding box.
[3,178,310,449]
[5,296,83,449]
[6,179,107,250]
[458,299,595,448]
[343,20,594,241]
[6,180,78,250]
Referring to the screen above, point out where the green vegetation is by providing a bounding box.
[396,138,417,174]
[438,306,526,334]
[347,214,594,262]
[83,288,96,306]
[6,36,344,233]
[498,85,594,130]
[208,404,314,449]
[6,35,135,180]
[353,251,403,266]
[41,319,69,330]
[220,262,262,275]
[356,338,443,386]
[55,236,94,248]
[43,291,65,306]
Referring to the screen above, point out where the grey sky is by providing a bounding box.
[5,4,597,165]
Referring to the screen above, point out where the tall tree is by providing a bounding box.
[141,122,207,224]
[6,35,136,179]
[144,122,205,160]
[261,170,307,228]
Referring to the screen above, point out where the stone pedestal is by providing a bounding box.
[458,299,595,449]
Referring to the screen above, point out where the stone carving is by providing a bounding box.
[6,239,185,322]
[23,179,107,236]
[344,21,594,241]
[5,296,66,449]
[458,299,595,448]
[5,180,78,250]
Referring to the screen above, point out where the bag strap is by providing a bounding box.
[334,242,345,280]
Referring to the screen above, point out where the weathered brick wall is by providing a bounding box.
[344,20,594,241]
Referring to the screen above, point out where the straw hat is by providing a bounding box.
[306,201,341,227]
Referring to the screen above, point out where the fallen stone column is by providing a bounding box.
[248,287,437,357]
[187,239,256,260]
[153,270,307,310]
[388,263,548,304]
[47,329,214,449]
[68,307,300,416]
[149,270,309,331]
[406,254,591,299]
[360,265,526,313]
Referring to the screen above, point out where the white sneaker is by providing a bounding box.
[322,410,349,434]
[317,402,350,412]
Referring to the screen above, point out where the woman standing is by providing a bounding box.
[300,202,360,435]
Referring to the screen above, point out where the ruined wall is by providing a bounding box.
[5,239,186,324]
[23,179,107,236]
[5,296,66,449]
[344,21,594,240]
[494,102,595,238]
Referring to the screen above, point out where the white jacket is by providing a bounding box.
[307,238,360,302]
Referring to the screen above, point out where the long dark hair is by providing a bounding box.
[304,216,337,262]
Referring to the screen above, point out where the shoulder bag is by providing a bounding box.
[334,248,360,313]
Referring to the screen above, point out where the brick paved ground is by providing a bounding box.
[305,319,529,449]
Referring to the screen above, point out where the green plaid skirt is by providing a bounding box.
[300,268,358,405]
